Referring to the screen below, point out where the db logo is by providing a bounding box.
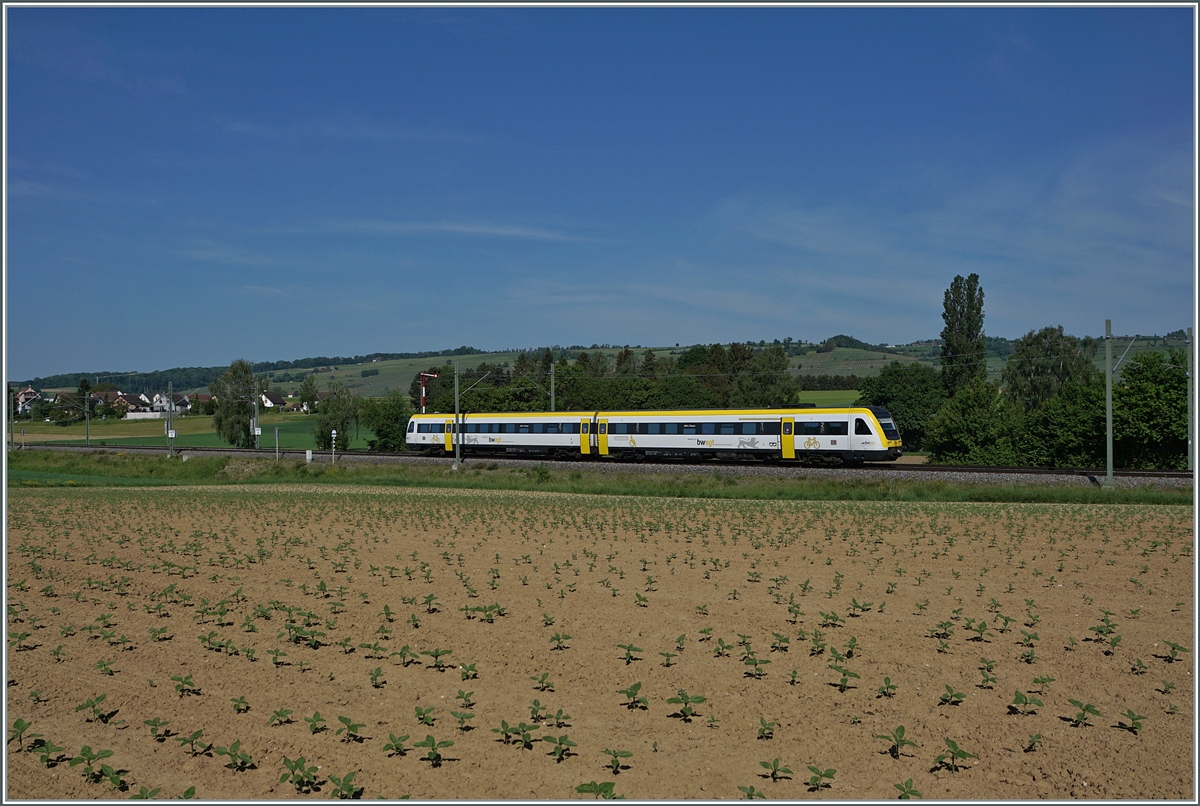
[804,437,820,449]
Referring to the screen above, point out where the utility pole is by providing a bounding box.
[84,387,90,447]
[8,387,14,450]
[1105,320,1113,488]
[1188,327,1194,472]
[167,381,174,457]
[550,363,555,412]
[253,378,260,449]
[275,426,280,461]
[453,362,461,470]
[419,372,439,414]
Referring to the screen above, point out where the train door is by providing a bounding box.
[444,419,453,452]
[580,419,591,455]
[781,417,795,460]
[597,419,609,456]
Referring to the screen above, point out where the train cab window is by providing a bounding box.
[855,418,873,436]
[665,423,679,434]
[701,423,715,435]
[682,424,697,435]
[720,424,735,435]
[648,423,660,434]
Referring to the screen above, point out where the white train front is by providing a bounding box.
[407,406,902,465]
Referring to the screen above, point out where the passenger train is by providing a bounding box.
[406,406,902,465]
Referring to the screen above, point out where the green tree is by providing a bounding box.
[731,346,797,407]
[855,362,945,451]
[1001,326,1100,413]
[298,374,319,413]
[313,381,358,451]
[1113,348,1188,469]
[360,389,414,452]
[209,360,261,448]
[924,381,1021,465]
[1015,380,1105,468]
[940,274,987,398]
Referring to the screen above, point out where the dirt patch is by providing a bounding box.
[5,487,1193,800]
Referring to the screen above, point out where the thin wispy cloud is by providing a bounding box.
[177,240,287,267]
[329,219,591,243]
[8,180,81,199]
[211,116,481,144]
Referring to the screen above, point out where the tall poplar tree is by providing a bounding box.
[939,274,987,398]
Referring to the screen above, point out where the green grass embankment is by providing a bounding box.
[6,449,1191,505]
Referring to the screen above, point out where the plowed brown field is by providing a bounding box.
[5,486,1194,800]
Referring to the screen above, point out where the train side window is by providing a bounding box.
[824,421,848,436]
[435,423,445,433]
[855,418,873,435]
[533,423,544,434]
[504,423,516,433]
[409,421,417,433]
[546,423,559,434]
[613,423,627,435]
[663,423,677,434]
[742,423,756,435]
[760,422,781,435]
[701,423,715,435]
[519,424,531,433]
[648,423,660,434]
[682,424,697,435]
[803,422,821,435]
[720,424,735,435]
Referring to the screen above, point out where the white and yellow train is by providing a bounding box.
[406,406,902,465]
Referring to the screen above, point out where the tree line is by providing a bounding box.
[856,274,1189,470]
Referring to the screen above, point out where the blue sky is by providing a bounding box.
[6,6,1195,380]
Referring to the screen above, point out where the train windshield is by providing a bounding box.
[876,417,900,440]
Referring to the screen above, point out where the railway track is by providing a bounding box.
[12,441,1193,482]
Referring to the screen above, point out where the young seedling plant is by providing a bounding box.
[382,733,409,756]
[413,735,453,767]
[328,771,360,799]
[336,715,366,742]
[544,733,577,762]
[1010,691,1043,716]
[1118,709,1146,735]
[279,755,320,793]
[1067,699,1102,727]
[894,778,922,799]
[618,682,648,711]
[806,765,835,791]
[213,739,253,771]
[618,643,643,665]
[934,737,975,772]
[876,725,917,759]
[604,748,632,774]
[666,689,705,722]
[759,758,793,782]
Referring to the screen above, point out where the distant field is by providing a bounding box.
[5,413,376,451]
[795,389,862,406]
